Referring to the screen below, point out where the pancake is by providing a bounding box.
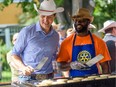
[36,83,51,87]
[73,77,84,81]
[52,81,66,85]
[56,79,68,82]
[81,78,94,81]
[108,75,116,78]
[38,83,50,86]
[95,77,107,80]
[38,79,53,86]
[87,76,99,79]
[99,74,110,77]
[67,80,77,83]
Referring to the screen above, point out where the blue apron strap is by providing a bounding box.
[72,31,94,47]
[72,33,77,47]
[72,34,77,61]
[88,31,96,55]
[89,31,94,44]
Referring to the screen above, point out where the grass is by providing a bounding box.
[0,71,11,82]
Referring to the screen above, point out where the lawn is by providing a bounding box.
[0,71,11,82]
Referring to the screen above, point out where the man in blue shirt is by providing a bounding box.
[11,0,64,82]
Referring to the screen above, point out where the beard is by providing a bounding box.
[74,23,88,33]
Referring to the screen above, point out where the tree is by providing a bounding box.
[93,0,116,30]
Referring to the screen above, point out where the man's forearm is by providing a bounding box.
[101,61,111,74]
[11,55,25,70]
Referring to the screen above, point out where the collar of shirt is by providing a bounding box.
[106,33,116,37]
[106,33,112,35]
[35,21,54,36]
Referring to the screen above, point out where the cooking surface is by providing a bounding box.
[1,74,115,87]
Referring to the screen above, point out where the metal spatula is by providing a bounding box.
[85,54,104,67]
[35,57,48,70]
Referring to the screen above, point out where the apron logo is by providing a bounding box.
[77,50,91,64]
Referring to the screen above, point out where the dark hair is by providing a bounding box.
[53,13,56,16]
[105,28,113,34]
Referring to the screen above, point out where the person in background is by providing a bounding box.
[57,24,67,45]
[98,20,116,41]
[55,24,67,78]
[52,22,66,45]
[57,8,111,78]
[66,28,75,37]
[52,22,60,30]
[7,33,19,82]
[11,0,64,82]
[98,20,116,74]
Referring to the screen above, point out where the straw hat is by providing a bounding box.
[71,8,94,23]
[98,20,116,33]
[34,0,64,16]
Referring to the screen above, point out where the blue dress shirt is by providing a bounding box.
[103,33,116,42]
[12,22,59,74]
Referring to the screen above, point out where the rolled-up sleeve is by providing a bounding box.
[12,27,27,56]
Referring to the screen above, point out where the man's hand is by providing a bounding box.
[19,66,34,76]
[70,61,86,70]
[58,62,71,71]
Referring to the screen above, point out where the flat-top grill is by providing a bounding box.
[11,74,116,87]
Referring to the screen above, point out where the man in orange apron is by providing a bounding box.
[57,8,111,77]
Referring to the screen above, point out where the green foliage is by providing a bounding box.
[0,40,10,71]
[17,1,38,25]
[18,2,38,17]
[93,0,116,29]
[55,0,64,6]
[3,0,13,6]
[0,0,13,11]
[0,71,11,82]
